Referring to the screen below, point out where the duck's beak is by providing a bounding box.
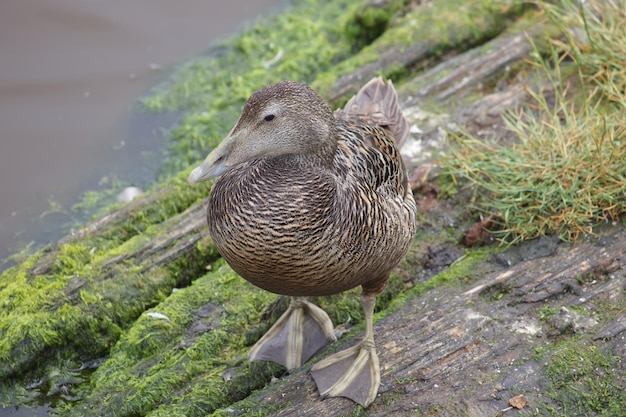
[188,132,237,184]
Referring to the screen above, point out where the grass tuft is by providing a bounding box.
[443,0,626,243]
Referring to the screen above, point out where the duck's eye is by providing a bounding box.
[264,114,275,122]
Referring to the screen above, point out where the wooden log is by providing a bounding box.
[0,191,217,380]
[0,0,533,384]
[317,0,529,105]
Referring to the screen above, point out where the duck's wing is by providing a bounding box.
[340,76,410,149]
[334,78,412,201]
[334,121,411,201]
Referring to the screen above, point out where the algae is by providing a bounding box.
[344,0,411,51]
[66,213,491,416]
[2,0,391,408]
[69,260,280,416]
[142,0,367,178]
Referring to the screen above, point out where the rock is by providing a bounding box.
[116,186,143,203]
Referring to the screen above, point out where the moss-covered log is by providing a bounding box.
[0,182,218,378]
[312,0,528,105]
[1,0,624,416]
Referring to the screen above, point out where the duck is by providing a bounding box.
[189,76,416,407]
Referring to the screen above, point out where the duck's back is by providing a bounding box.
[207,78,416,297]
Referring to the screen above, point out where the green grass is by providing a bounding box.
[442,0,626,243]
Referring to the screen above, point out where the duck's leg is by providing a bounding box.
[310,292,380,407]
[248,296,337,370]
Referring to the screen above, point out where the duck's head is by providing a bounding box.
[189,80,335,184]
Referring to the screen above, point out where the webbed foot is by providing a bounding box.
[309,293,380,407]
[310,339,380,407]
[248,296,336,369]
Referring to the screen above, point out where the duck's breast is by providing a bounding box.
[208,160,349,296]
[207,155,413,297]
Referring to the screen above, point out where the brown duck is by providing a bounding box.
[189,77,416,407]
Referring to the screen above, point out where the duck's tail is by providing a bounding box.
[341,76,410,149]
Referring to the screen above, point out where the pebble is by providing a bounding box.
[117,186,143,203]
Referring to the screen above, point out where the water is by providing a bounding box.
[0,0,284,272]
[0,405,49,417]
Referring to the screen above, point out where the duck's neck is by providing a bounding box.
[310,131,338,169]
[271,125,338,172]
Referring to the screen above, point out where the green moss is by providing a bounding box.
[140,0,526,179]
[312,0,526,102]
[344,0,410,50]
[538,305,560,321]
[399,9,560,110]
[69,260,284,416]
[51,244,92,275]
[537,337,626,416]
[0,183,220,404]
[0,0,551,413]
[72,241,494,416]
[1,0,366,388]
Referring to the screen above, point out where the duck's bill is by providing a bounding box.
[188,134,236,184]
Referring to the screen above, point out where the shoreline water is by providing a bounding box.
[0,0,285,273]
